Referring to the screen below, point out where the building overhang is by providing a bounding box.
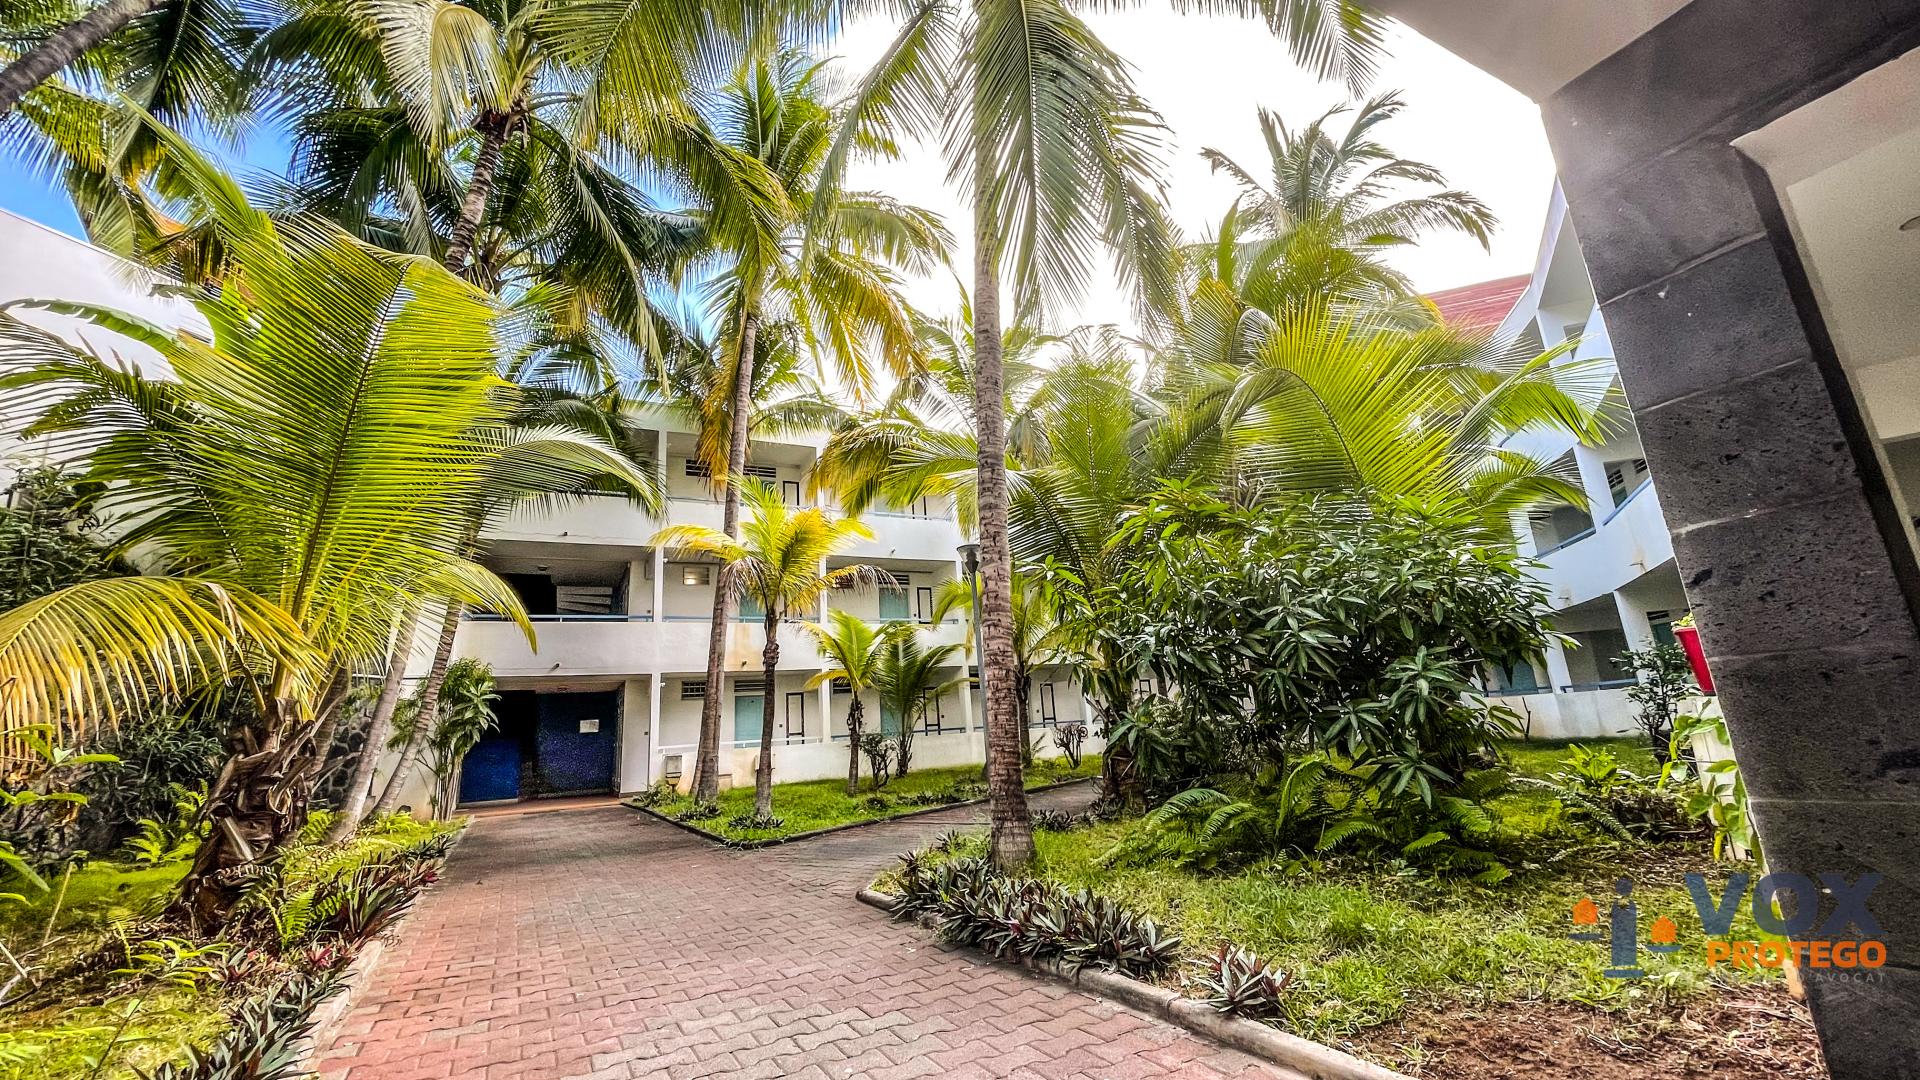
[1374,0,1688,99]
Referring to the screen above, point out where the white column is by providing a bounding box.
[1571,443,1616,519]
[818,681,832,742]
[650,546,665,622]
[1613,590,1656,652]
[647,674,663,788]
[626,559,648,618]
[1543,637,1574,694]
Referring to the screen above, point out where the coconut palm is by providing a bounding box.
[873,625,962,778]
[933,570,1066,761]
[680,51,945,808]
[827,0,1384,867]
[651,481,879,822]
[803,607,891,795]
[0,135,663,919]
[0,140,552,926]
[1191,93,1496,312]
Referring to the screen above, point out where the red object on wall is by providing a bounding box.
[1673,625,1715,694]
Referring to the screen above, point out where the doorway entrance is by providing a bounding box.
[459,689,621,805]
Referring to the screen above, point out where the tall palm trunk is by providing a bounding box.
[357,130,506,815]
[371,601,458,815]
[443,110,510,271]
[325,614,416,841]
[692,310,759,803]
[844,695,863,795]
[754,609,778,819]
[971,190,1035,869]
[0,0,161,116]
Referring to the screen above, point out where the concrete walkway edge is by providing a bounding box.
[854,888,1412,1080]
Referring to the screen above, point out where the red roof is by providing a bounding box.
[1424,274,1530,331]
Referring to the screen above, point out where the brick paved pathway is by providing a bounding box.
[313,785,1300,1080]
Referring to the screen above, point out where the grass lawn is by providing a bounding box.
[877,738,1783,1056]
[0,859,220,1080]
[640,753,1101,842]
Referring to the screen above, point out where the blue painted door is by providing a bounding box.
[734,694,764,744]
[533,692,618,795]
[459,735,521,803]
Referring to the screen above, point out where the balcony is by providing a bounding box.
[1536,480,1674,607]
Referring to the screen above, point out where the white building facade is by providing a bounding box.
[1471,187,1692,740]
[0,209,1099,807]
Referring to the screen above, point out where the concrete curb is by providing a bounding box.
[854,888,1412,1080]
[627,776,1097,850]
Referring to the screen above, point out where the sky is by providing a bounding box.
[0,12,1558,335]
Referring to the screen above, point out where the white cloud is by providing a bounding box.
[827,12,1555,333]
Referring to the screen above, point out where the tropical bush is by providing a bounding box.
[1106,491,1552,814]
[1519,743,1700,844]
[1120,760,1517,883]
[1617,642,1697,763]
[0,466,127,613]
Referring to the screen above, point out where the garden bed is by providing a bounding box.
[630,754,1101,845]
[0,813,463,1079]
[871,739,1826,1078]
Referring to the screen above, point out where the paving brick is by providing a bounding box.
[311,794,1289,1079]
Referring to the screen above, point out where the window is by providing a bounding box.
[734,678,767,694]
[831,677,851,693]
[1648,609,1677,647]
[879,586,909,620]
[679,680,707,699]
[743,463,777,480]
[678,564,710,587]
[683,459,711,478]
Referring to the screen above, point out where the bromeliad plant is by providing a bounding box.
[893,855,1180,977]
[1195,944,1290,1020]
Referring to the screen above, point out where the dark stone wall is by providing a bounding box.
[1543,3,1920,1075]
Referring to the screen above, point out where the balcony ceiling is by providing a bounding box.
[1375,0,1687,98]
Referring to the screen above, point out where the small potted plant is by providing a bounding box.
[1671,612,1714,694]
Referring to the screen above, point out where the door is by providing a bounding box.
[459,735,521,803]
[734,693,765,745]
[784,691,806,742]
[739,592,764,620]
[532,691,619,796]
[782,479,803,506]
[1039,682,1059,726]
[914,586,934,622]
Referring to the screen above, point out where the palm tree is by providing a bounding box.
[1191,93,1496,311]
[934,570,1070,760]
[0,139,599,926]
[680,51,945,808]
[873,625,962,778]
[651,482,879,822]
[0,0,252,120]
[803,607,891,794]
[828,0,1384,868]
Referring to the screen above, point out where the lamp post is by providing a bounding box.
[957,542,985,732]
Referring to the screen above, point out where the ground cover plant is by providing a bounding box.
[0,812,461,1079]
[639,754,1101,843]
[874,739,1803,1074]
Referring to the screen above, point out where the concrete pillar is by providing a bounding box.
[817,681,832,742]
[1612,591,1655,652]
[650,546,665,623]
[626,559,648,618]
[647,674,662,787]
[1570,443,1617,520]
[1542,636,1574,694]
[1543,9,1920,1070]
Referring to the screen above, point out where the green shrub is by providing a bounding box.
[1106,493,1553,798]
